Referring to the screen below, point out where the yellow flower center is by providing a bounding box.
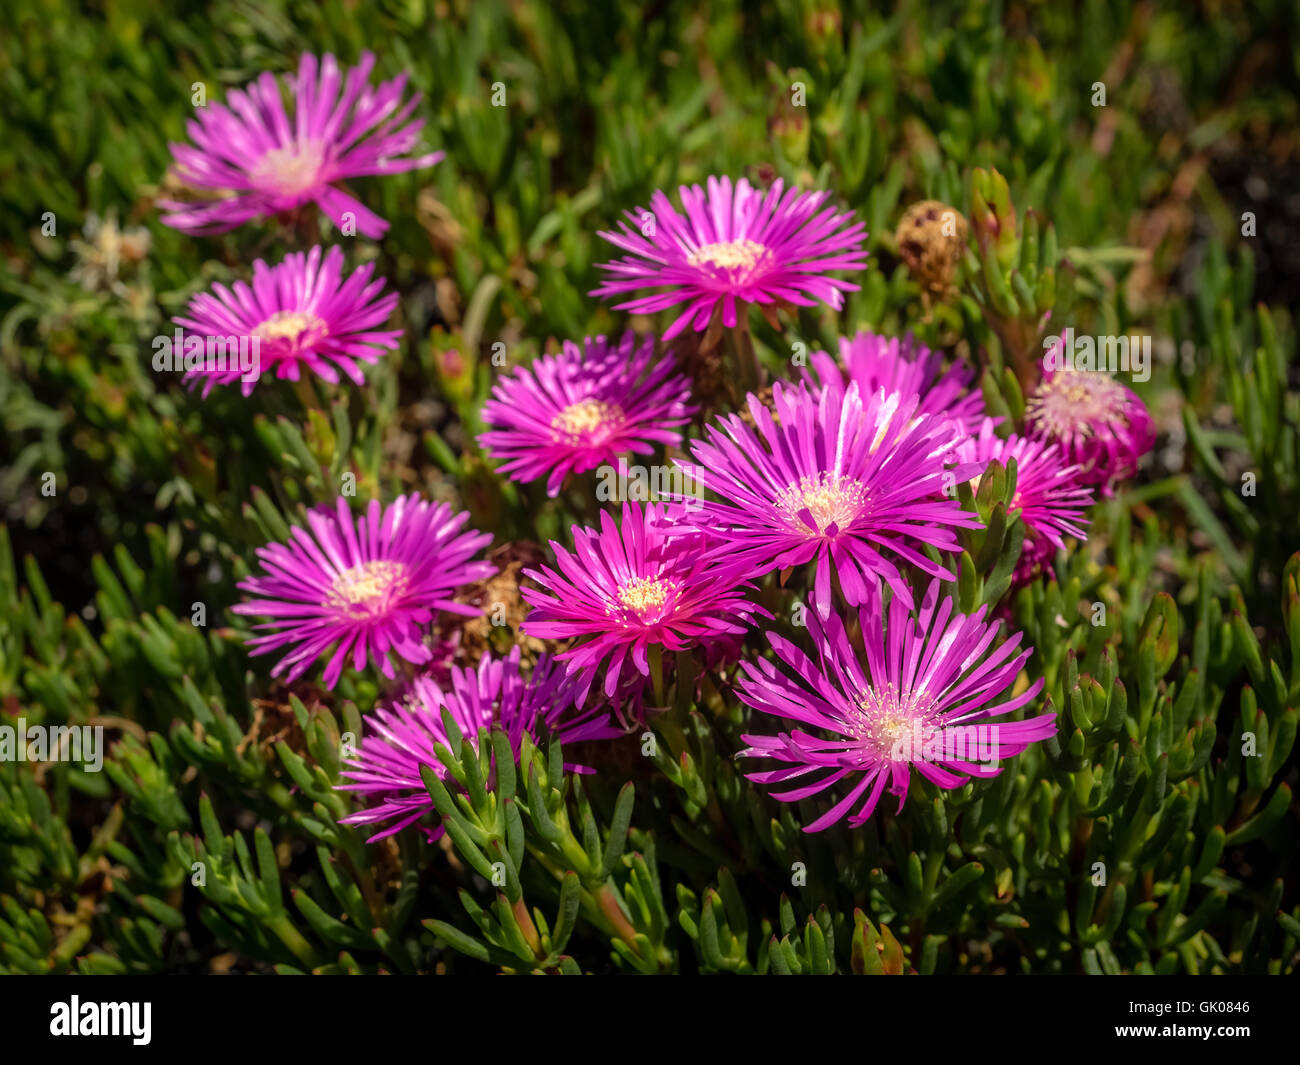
[327,560,408,615]
[254,142,325,196]
[686,238,768,273]
[852,683,938,759]
[615,576,673,619]
[776,472,868,535]
[551,399,623,443]
[256,310,328,344]
[1028,371,1126,439]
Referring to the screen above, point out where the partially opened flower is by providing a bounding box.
[233,495,494,688]
[338,649,619,841]
[805,330,985,435]
[737,582,1054,831]
[680,380,982,616]
[521,502,761,703]
[172,245,400,396]
[480,331,695,497]
[956,419,1095,581]
[592,175,867,339]
[1025,359,1155,496]
[159,51,442,238]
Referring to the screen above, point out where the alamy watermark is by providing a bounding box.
[1043,328,1150,383]
[890,724,1000,769]
[151,330,261,388]
[50,996,151,1045]
[0,718,104,771]
[596,458,705,507]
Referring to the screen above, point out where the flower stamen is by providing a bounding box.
[614,576,674,622]
[686,238,769,275]
[775,472,868,536]
[852,682,939,759]
[252,142,325,196]
[1026,372,1127,441]
[328,560,409,616]
[255,309,328,344]
[551,398,624,444]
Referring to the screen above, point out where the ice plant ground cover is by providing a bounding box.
[1,0,1298,981]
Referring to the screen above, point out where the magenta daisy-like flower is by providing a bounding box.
[592,176,868,339]
[172,245,400,396]
[159,51,442,238]
[955,419,1095,581]
[1025,361,1155,496]
[805,331,986,435]
[232,495,495,688]
[737,582,1054,832]
[520,502,762,703]
[479,331,696,497]
[680,380,982,617]
[338,649,620,841]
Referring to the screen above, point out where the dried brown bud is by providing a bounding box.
[737,385,777,429]
[894,200,968,295]
[456,541,549,661]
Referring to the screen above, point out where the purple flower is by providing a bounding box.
[737,582,1054,831]
[1025,360,1155,496]
[955,419,1095,581]
[172,245,400,395]
[479,331,696,497]
[233,495,495,688]
[592,176,867,339]
[804,331,986,435]
[159,52,442,238]
[680,380,982,617]
[338,649,619,841]
[520,502,761,703]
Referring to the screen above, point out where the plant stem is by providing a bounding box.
[649,643,665,707]
[292,373,320,413]
[724,314,762,397]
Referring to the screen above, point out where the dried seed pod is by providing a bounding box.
[895,200,968,295]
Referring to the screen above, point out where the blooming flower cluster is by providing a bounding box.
[162,52,442,397]
[805,330,986,435]
[231,495,494,688]
[674,378,984,616]
[736,581,1054,831]
[160,51,441,238]
[1025,362,1156,496]
[520,501,763,703]
[591,176,868,338]
[173,244,402,395]
[159,67,1154,838]
[480,331,696,497]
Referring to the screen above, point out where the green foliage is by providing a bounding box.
[1,0,1297,974]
